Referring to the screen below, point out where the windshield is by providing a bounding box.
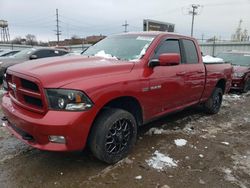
[83,35,155,61]
[217,53,250,66]
[13,48,36,58]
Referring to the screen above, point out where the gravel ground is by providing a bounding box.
[0,91,249,188]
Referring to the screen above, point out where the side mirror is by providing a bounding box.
[149,53,180,67]
[29,54,37,60]
[158,53,180,66]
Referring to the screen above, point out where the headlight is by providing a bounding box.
[45,89,93,111]
[233,72,244,78]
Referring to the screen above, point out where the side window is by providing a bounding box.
[33,50,52,59]
[153,39,181,59]
[182,39,199,64]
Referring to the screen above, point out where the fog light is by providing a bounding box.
[234,84,237,87]
[48,136,66,144]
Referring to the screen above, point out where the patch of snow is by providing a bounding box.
[221,142,230,145]
[243,117,250,123]
[94,50,118,59]
[202,55,224,63]
[146,150,178,171]
[145,128,167,135]
[199,154,204,158]
[135,175,142,180]
[174,139,187,147]
[224,94,243,102]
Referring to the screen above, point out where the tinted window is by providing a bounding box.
[33,49,66,58]
[33,50,53,58]
[153,39,180,59]
[182,40,198,64]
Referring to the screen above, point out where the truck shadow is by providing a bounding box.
[138,105,206,135]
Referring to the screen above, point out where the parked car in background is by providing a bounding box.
[0,50,20,57]
[217,51,250,92]
[0,48,68,81]
[2,32,232,164]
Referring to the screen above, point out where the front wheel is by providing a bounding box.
[89,108,137,164]
[203,87,223,114]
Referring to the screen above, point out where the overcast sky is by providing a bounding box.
[0,0,250,42]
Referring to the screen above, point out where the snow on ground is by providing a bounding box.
[221,142,230,145]
[146,150,178,171]
[202,55,224,63]
[134,175,142,180]
[224,94,243,102]
[222,94,244,107]
[222,168,248,188]
[174,139,187,147]
[145,127,168,135]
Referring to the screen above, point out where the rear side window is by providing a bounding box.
[182,39,198,64]
[33,50,52,58]
[153,39,181,59]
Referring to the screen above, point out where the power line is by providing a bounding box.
[122,20,129,33]
[189,4,201,37]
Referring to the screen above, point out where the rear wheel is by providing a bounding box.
[89,108,137,164]
[203,87,223,114]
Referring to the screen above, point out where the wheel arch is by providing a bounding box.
[215,79,226,94]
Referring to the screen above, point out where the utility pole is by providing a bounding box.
[55,9,61,45]
[122,20,129,33]
[189,4,200,37]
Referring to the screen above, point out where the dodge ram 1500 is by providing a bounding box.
[1,32,232,163]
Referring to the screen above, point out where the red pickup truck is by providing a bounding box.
[1,32,232,163]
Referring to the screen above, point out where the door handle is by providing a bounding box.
[176,72,186,76]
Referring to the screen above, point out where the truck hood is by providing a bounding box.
[233,65,250,73]
[8,56,135,88]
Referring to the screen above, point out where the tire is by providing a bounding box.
[203,87,223,114]
[242,78,250,93]
[89,108,137,164]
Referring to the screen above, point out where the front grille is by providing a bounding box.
[23,95,43,108]
[6,73,46,113]
[21,78,39,92]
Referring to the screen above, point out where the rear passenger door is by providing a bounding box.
[179,39,206,104]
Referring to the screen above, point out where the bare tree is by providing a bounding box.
[12,36,22,44]
[25,34,38,46]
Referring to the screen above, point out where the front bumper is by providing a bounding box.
[1,94,96,151]
[231,77,244,90]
